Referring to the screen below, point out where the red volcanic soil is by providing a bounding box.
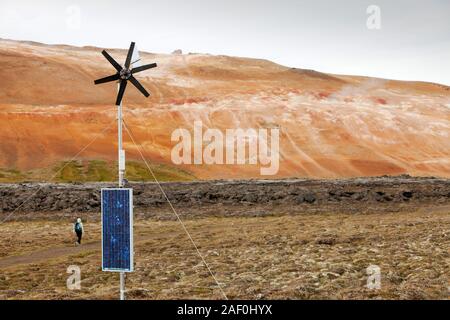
[0,39,449,180]
[372,97,388,105]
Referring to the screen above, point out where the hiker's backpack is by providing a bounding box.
[75,222,82,232]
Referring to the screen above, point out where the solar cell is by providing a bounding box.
[101,188,133,272]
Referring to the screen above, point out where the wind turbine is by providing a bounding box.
[94,42,157,300]
[94,42,157,105]
[94,42,157,187]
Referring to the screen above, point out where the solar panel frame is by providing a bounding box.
[101,188,134,272]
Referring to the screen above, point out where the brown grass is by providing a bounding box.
[0,210,449,300]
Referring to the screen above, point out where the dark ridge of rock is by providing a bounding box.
[0,176,449,220]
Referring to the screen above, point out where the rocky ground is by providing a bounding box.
[0,176,449,220]
[0,176,448,300]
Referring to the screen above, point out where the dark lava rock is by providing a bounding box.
[304,193,316,204]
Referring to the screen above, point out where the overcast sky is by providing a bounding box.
[1,0,449,85]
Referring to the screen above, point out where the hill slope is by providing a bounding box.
[0,39,449,180]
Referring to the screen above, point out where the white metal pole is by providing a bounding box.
[118,86,124,188]
[120,272,125,300]
[118,82,125,301]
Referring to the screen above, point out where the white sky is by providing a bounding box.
[1,0,449,85]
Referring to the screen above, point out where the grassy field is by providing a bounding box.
[0,160,196,183]
[0,210,448,300]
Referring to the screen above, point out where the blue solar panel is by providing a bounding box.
[101,188,133,272]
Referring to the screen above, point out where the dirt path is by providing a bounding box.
[0,231,181,269]
[0,220,243,269]
[0,217,277,269]
[0,241,101,269]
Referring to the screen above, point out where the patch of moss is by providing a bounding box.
[0,159,196,183]
[0,168,26,182]
[53,161,84,182]
[125,161,195,182]
[86,160,115,182]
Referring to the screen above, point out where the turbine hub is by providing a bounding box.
[120,68,131,80]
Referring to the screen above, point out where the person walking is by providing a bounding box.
[74,217,84,245]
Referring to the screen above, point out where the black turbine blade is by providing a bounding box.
[94,73,120,85]
[116,80,128,105]
[102,50,122,72]
[125,42,135,69]
[131,63,157,74]
[129,75,150,97]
